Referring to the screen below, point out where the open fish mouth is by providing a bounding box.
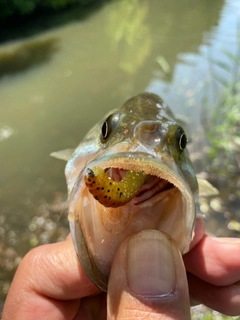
[81,151,196,226]
[69,152,196,291]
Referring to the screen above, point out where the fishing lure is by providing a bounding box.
[84,166,146,207]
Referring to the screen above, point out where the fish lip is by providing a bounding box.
[85,151,196,253]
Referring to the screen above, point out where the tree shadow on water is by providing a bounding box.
[0,36,59,78]
[0,0,106,44]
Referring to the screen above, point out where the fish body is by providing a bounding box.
[60,93,198,291]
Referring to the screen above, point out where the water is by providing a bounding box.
[0,0,239,312]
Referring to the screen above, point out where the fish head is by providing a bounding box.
[66,93,198,291]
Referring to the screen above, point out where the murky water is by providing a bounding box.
[0,0,239,313]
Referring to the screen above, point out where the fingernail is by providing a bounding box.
[127,230,176,296]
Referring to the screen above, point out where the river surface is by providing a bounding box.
[0,0,240,314]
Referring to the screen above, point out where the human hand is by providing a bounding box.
[184,218,240,316]
[2,218,240,319]
[2,229,190,320]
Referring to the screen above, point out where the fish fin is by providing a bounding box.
[196,176,219,197]
[50,149,74,161]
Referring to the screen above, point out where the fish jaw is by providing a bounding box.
[68,151,196,291]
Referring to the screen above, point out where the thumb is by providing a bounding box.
[107,229,191,320]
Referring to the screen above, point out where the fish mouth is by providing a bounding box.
[84,151,195,226]
[69,152,196,291]
[135,175,174,205]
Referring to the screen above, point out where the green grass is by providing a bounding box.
[201,32,240,174]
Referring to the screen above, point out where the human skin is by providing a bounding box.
[2,218,240,319]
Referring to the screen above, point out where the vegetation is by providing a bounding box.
[201,36,240,175]
[192,309,240,320]
[0,0,95,20]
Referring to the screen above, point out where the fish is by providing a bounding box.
[51,93,215,291]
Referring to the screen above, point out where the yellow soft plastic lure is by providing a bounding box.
[84,166,146,207]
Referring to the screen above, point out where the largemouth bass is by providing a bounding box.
[53,93,200,291]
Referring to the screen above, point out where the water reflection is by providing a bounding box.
[0,37,59,77]
[107,0,151,74]
[0,0,106,43]
[0,126,14,142]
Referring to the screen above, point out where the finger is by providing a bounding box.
[73,293,107,320]
[3,236,100,320]
[25,236,99,299]
[107,229,191,320]
[188,273,240,316]
[184,235,240,286]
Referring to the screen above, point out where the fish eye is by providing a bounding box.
[176,127,187,151]
[101,113,120,140]
[101,120,109,139]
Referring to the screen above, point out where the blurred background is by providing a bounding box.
[0,0,240,318]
